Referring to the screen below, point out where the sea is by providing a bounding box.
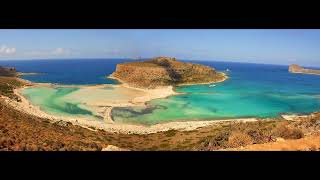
[1,58,320,125]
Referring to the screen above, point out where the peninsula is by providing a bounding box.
[0,66,17,77]
[289,64,320,75]
[1,63,320,151]
[109,57,227,88]
[0,66,39,77]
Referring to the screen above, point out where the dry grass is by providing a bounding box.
[0,76,319,151]
[272,122,304,139]
[0,77,26,101]
[227,131,254,148]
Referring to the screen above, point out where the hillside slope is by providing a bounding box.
[110,57,227,88]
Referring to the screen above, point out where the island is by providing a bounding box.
[109,57,228,88]
[289,64,320,75]
[1,61,320,151]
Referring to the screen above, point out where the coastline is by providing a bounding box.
[2,90,259,134]
[4,89,304,134]
[0,76,304,134]
[109,72,229,88]
[289,71,320,76]
[176,72,228,86]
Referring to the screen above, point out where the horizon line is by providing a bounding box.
[0,57,317,68]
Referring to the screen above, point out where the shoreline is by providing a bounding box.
[289,71,320,76]
[3,90,306,134]
[0,77,304,134]
[176,72,229,86]
[2,76,300,134]
[109,71,229,88]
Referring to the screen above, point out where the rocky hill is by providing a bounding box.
[109,57,227,88]
[289,64,320,75]
[0,66,17,77]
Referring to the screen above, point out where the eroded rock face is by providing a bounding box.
[289,64,320,75]
[109,57,227,88]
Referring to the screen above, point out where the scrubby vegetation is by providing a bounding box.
[1,76,320,151]
[110,57,227,88]
[0,77,26,101]
[271,122,304,139]
[196,119,312,151]
[227,131,254,148]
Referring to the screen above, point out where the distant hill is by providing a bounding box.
[0,66,17,77]
[109,57,227,88]
[289,64,320,75]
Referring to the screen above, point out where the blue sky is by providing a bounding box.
[0,29,320,66]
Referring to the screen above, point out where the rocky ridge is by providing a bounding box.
[109,57,227,88]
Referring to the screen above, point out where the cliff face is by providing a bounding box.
[0,66,17,77]
[289,64,320,75]
[109,57,227,88]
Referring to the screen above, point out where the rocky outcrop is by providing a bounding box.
[102,145,129,151]
[0,66,17,77]
[109,57,227,88]
[289,64,320,75]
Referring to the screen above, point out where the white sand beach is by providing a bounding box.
[0,78,301,135]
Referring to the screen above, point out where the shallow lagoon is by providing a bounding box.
[8,59,320,125]
[112,62,320,124]
[21,87,97,119]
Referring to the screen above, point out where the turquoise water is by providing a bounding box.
[21,87,102,120]
[2,59,320,125]
[111,62,320,125]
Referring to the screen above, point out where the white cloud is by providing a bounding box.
[52,48,70,55]
[25,48,71,57]
[0,45,16,55]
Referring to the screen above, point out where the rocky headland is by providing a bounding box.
[1,65,320,150]
[289,64,320,75]
[109,57,227,88]
[0,66,17,77]
[0,66,39,77]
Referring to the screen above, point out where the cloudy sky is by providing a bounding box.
[1,29,320,66]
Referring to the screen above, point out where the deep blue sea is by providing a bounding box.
[1,59,320,124]
[0,59,132,85]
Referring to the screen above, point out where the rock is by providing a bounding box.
[276,138,285,142]
[109,57,227,89]
[102,145,129,151]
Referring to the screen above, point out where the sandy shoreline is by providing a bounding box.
[2,91,262,134]
[1,76,302,134]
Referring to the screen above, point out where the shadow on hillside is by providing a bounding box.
[157,60,182,83]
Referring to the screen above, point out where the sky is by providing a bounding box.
[0,29,320,66]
